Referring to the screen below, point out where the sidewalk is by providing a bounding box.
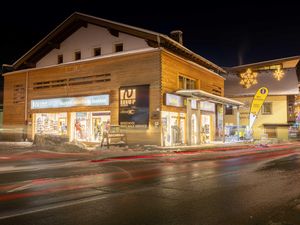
[90,141,300,162]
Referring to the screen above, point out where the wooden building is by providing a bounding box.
[2,12,241,146]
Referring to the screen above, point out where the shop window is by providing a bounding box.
[115,43,123,52]
[225,105,233,115]
[94,47,101,56]
[178,75,196,89]
[57,54,63,64]
[35,113,67,135]
[262,102,272,115]
[75,51,81,60]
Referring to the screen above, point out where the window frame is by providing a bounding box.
[261,102,272,115]
[115,43,123,52]
[57,54,63,64]
[178,75,196,90]
[93,47,101,57]
[74,51,81,60]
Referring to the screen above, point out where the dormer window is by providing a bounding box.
[94,47,101,56]
[75,51,81,60]
[57,54,63,64]
[115,43,123,52]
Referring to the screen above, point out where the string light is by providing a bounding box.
[239,68,258,88]
[273,68,284,81]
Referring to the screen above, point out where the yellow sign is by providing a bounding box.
[249,87,269,128]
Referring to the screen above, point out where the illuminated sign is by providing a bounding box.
[165,93,184,107]
[120,88,136,107]
[249,87,269,129]
[191,99,197,109]
[200,101,215,112]
[119,85,149,128]
[31,95,109,109]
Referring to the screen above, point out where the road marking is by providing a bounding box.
[7,183,33,193]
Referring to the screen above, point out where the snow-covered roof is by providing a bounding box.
[224,68,299,96]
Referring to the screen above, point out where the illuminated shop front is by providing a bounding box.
[162,90,243,146]
[31,94,110,142]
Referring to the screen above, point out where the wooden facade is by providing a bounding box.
[3,48,224,145]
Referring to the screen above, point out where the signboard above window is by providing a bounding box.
[200,101,215,112]
[31,94,109,109]
[164,93,184,107]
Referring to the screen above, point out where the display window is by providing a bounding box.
[35,113,67,135]
[71,111,110,142]
[162,112,185,146]
[201,115,211,143]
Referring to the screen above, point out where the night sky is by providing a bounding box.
[1,1,300,69]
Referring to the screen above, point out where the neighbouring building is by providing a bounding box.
[2,12,242,146]
[224,56,300,142]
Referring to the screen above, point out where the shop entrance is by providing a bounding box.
[162,112,185,146]
[71,111,110,142]
[201,114,211,143]
[191,114,198,145]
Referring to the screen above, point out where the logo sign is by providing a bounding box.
[31,94,109,109]
[119,85,149,128]
[120,88,136,107]
[249,87,269,129]
[165,93,184,107]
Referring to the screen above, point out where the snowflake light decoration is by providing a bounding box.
[239,68,258,88]
[273,68,284,81]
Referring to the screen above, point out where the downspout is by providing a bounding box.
[24,71,29,141]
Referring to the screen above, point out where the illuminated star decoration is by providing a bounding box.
[239,68,258,88]
[273,68,284,81]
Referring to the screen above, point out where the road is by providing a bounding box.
[0,148,300,225]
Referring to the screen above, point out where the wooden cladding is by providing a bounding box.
[33,73,111,90]
[13,84,25,104]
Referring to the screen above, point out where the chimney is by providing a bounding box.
[170,30,183,45]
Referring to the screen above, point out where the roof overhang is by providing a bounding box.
[176,89,244,107]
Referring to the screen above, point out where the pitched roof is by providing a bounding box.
[224,68,299,97]
[8,12,225,73]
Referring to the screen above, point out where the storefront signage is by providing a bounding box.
[165,93,184,107]
[191,99,197,109]
[31,94,109,109]
[119,85,149,128]
[249,87,269,129]
[200,101,215,112]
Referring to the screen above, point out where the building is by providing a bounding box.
[2,12,241,146]
[224,56,300,142]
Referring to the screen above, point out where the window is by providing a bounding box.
[265,126,277,138]
[225,105,233,115]
[115,43,123,52]
[75,51,81,60]
[94,47,101,56]
[57,54,63,64]
[178,75,196,89]
[262,102,272,115]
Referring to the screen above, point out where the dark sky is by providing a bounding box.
[1,0,300,69]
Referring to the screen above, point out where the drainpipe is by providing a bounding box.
[24,71,29,141]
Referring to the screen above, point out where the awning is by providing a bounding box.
[176,89,244,107]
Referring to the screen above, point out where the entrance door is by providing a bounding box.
[201,115,211,143]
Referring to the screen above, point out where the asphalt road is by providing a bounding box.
[0,148,300,225]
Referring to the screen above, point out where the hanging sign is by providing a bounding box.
[249,87,269,129]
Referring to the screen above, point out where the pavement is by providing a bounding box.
[1,141,300,163]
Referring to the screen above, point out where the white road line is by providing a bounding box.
[7,182,33,193]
